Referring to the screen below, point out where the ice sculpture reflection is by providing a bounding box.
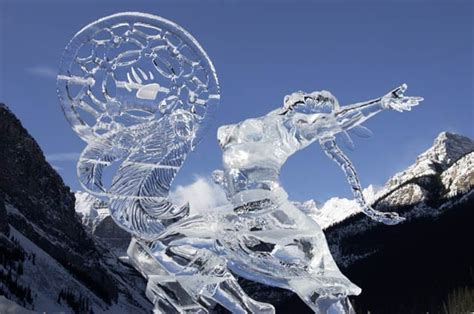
[57,12,423,313]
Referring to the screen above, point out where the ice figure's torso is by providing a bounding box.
[198,110,361,294]
[218,110,306,203]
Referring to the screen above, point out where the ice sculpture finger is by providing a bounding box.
[381,84,424,112]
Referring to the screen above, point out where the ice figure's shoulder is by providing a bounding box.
[217,118,267,148]
[217,123,237,148]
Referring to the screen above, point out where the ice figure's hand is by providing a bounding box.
[381,84,423,112]
[366,207,405,225]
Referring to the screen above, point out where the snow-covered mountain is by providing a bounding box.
[295,132,473,231]
[386,131,474,190]
[371,132,474,210]
[293,185,381,229]
[75,191,108,231]
[75,192,131,256]
[324,132,473,266]
[321,131,474,313]
[0,104,151,313]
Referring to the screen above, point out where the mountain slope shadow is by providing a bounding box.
[342,195,474,313]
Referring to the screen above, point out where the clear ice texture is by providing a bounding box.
[57,12,422,314]
[57,12,220,239]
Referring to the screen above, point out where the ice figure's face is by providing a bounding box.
[281,91,341,141]
[282,90,340,115]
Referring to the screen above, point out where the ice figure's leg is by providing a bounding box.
[273,220,359,313]
[208,278,275,314]
[313,296,355,314]
[128,239,210,312]
[147,276,211,314]
[175,246,274,313]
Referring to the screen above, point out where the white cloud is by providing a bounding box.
[26,65,57,79]
[45,152,80,162]
[170,176,230,215]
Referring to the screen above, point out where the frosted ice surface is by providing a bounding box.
[57,12,220,239]
[58,12,422,313]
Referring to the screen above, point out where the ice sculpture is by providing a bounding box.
[57,12,422,313]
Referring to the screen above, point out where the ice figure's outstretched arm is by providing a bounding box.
[335,84,423,131]
[320,139,405,225]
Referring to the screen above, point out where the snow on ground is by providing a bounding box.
[75,191,110,230]
[3,204,150,313]
[75,191,99,218]
[6,225,115,313]
[0,296,35,314]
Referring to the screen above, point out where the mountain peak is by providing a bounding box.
[0,104,152,311]
[386,132,473,189]
[425,132,474,168]
[0,103,13,115]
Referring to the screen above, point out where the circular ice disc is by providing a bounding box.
[57,12,220,143]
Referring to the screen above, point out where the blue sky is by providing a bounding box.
[0,0,472,203]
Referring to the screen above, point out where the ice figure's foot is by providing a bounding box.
[366,209,405,225]
[313,296,355,314]
[289,277,360,314]
[244,297,275,314]
[295,292,355,314]
[210,279,275,314]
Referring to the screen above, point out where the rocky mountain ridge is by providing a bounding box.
[373,132,473,210]
[294,132,473,233]
[323,132,473,266]
[0,104,151,313]
[321,132,474,313]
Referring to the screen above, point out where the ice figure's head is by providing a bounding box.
[280,90,340,115]
[278,90,342,142]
